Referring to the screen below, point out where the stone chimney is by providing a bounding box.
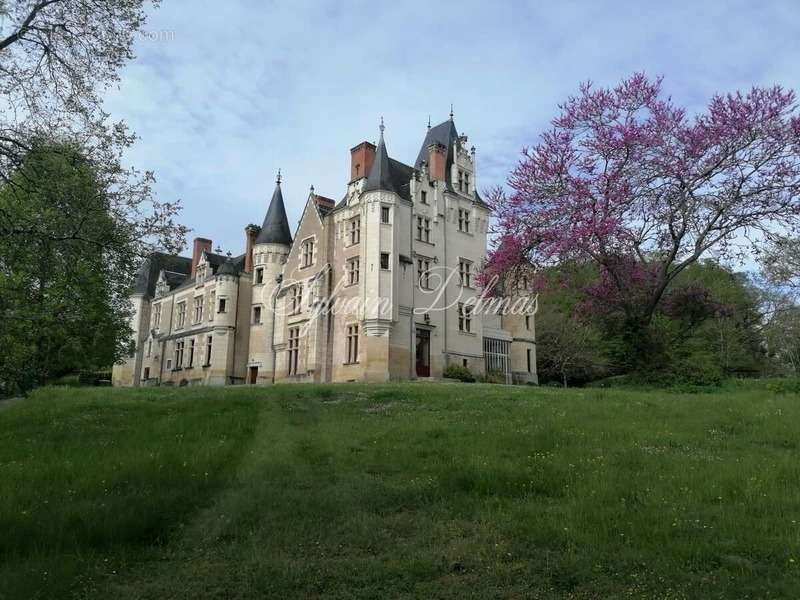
[244,224,260,273]
[350,141,376,181]
[428,142,447,181]
[191,237,212,278]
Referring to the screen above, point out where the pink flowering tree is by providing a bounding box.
[486,73,800,360]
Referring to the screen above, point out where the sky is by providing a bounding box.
[103,0,800,257]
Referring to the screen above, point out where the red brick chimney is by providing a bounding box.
[191,237,212,278]
[428,142,447,181]
[313,193,335,212]
[350,141,376,181]
[244,224,259,273]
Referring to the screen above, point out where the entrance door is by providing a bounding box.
[248,366,258,384]
[415,329,430,377]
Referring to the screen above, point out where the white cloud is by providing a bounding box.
[103,0,800,256]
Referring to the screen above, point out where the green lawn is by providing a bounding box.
[1,383,799,599]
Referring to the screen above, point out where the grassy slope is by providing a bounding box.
[1,383,799,599]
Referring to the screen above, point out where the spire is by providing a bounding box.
[255,174,292,245]
[363,117,396,194]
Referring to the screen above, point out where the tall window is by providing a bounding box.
[417,258,431,290]
[345,324,359,364]
[459,259,472,287]
[291,285,302,314]
[255,268,264,284]
[380,252,390,270]
[416,216,431,243]
[302,238,314,267]
[458,209,470,233]
[152,303,162,328]
[420,190,428,204]
[527,348,532,373]
[209,292,215,321]
[458,303,472,333]
[381,206,390,224]
[349,217,360,245]
[187,338,195,367]
[347,257,360,285]
[287,327,300,375]
[464,172,470,192]
[205,335,213,366]
[525,315,531,330]
[193,296,203,323]
[176,301,186,328]
[218,297,227,313]
[252,305,262,324]
[458,170,464,192]
[174,340,185,368]
[146,338,152,357]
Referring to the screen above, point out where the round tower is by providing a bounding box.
[246,171,293,383]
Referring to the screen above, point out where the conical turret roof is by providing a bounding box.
[363,118,397,194]
[255,173,292,245]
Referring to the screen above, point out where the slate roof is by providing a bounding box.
[415,119,459,184]
[255,180,293,245]
[362,130,414,201]
[217,257,237,275]
[415,118,488,206]
[132,252,192,297]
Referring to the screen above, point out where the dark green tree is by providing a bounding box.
[0,144,135,395]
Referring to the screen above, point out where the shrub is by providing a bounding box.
[443,365,475,383]
[766,379,800,394]
[77,370,112,386]
[478,370,507,384]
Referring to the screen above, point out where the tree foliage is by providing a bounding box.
[0,144,134,395]
[0,2,188,394]
[486,73,800,364]
[0,0,186,257]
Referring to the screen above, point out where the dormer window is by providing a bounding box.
[464,172,470,193]
[420,190,428,204]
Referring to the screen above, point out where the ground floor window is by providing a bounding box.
[483,337,510,383]
[288,327,300,375]
[205,335,213,366]
[527,348,532,373]
[345,324,359,364]
[174,341,184,369]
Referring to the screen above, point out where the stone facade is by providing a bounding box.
[113,117,538,387]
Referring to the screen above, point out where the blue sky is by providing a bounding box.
[103,0,800,257]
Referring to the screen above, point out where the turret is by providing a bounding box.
[246,171,293,383]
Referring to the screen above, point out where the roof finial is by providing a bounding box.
[449,103,454,121]
[310,184,315,194]
[379,115,385,138]
[276,168,281,184]
[427,115,431,129]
